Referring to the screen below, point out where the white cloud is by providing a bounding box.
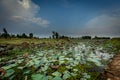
[0,0,49,27]
[84,10,120,36]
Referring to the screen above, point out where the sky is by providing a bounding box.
[0,0,120,37]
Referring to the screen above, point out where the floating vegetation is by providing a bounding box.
[0,41,114,80]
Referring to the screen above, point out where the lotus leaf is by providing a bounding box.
[2,64,17,70]
[82,73,91,79]
[73,69,78,72]
[26,60,34,67]
[47,76,53,80]
[42,75,48,80]
[17,59,24,64]
[4,69,15,77]
[52,71,62,77]
[23,70,30,74]
[31,74,43,80]
[53,76,63,80]
[17,66,24,70]
[70,72,77,76]
[41,66,48,72]
[9,75,15,80]
[59,60,65,65]
[63,71,71,80]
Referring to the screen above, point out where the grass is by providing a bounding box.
[0,38,55,44]
[104,38,120,54]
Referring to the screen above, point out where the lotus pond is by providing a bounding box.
[0,39,116,80]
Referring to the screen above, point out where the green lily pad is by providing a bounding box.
[47,76,53,80]
[31,74,43,80]
[52,71,62,77]
[17,59,24,64]
[9,75,15,80]
[2,64,17,70]
[17,66,24,70]
[26,60,34,67]
[42,75,47,80]
[70,73,77,76]
[53,76,62,80]
[63,71,71,80]
[4,69,15,77]
[23,70,30,75]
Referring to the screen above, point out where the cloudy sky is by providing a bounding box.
[0,0,120,37]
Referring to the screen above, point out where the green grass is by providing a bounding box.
[0,38,55,44]
[105,38,120,53]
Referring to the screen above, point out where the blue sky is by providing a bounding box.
[0,0,120,37]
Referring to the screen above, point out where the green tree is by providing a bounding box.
[2,28,10,38]
[81,36,91,39]
[3,28,8,34]
[52,31,59,39]
[22,33,28,38]
[52,31,55,39]
[29,33,33,38]
[55,32,59,39]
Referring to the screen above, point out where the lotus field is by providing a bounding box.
[0,39,118,80]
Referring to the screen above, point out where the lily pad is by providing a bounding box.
[9,75,15,80]
[17,66,24,70]
[2,64,17,70]
[53,76,62,80]
[4,69,15,77]
[23,70,30,74]
[47,76,53,80]
[63,71,71,80]
[52,71,62,77]
[31,74,43,80]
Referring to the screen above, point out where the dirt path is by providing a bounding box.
[101,53,120,80]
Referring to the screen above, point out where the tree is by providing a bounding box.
[17,34,20,38]
[22,33,28,38]
[55,32,59,39]
[2,28,10,38]
[52,31,59,39]
[29,33,33,38]
[3,28,8,34]
[0,33,1,38]
[11,34,16,38]
[52,31,55,39]
[81,36,91,39]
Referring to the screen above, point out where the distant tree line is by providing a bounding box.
[0,28,34,39]
[51,31,110,39]
[93,36,110,39]
[81,36,110,39]
[81,36,92,39]
[0,28,111,39]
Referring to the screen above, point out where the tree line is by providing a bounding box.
[0,28,70,39]
[0,28,34,39]
[0,28,110,39]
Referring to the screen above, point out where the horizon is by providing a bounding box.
[0,0,120,37]
[1,30,119,38]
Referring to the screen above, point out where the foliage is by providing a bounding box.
[81,36,91,39]
[0,39,117,80]
[29,33,33,38]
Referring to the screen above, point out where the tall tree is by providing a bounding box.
[2,28,9,38]
[55,32,59,39]
[52,31,59,39]
[52,31,55,39]
[29,33,33,38]
[3,28,8,34]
